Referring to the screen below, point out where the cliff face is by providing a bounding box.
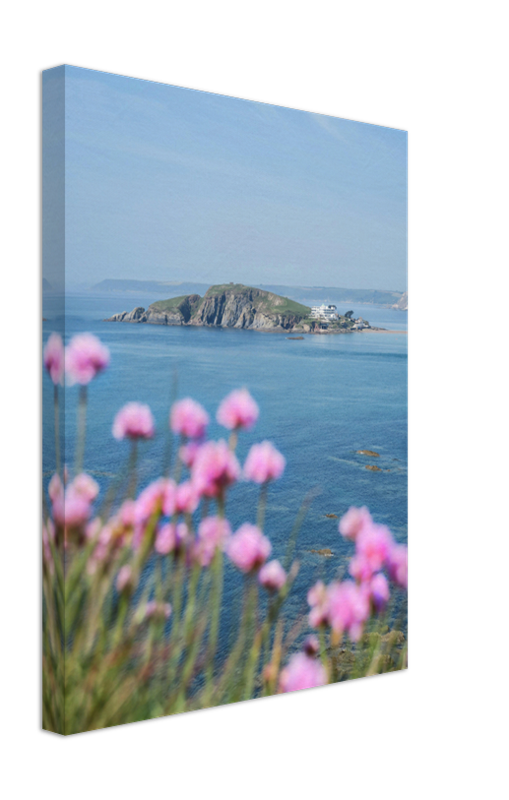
[191,286,305,330]
[392,292,408,311]
[107,285,310,331]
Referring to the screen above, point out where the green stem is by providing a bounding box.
[75,385,88,474]
[204,550,223,693]
[53,384,61,475]
[283,489,319,572]
[128,440,138,498]
[257,482,269,529]
[242,583,262,700]
[319,627,330,679]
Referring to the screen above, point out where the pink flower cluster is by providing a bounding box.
[65,333,110,386]
[243,441,285,483]
[279,651,327,693]
[341,507,407,590]
[102,388,291,579]
[113,403,155,440]
[227,524,272,573]
[43,333,64,385]
[258,559,286,592]
[194,516,232,567]
[170,398,209,439]
[87,499,138,573]
[191,440,241,499]
[49,471,99,530]
[307,508,408,642]
[216,388,259,431]
[155,521,190,556]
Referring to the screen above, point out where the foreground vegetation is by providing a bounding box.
[43,332,407,734]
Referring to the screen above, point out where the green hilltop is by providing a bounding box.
[150,284,311,318]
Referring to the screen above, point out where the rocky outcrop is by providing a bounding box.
[107,307,151,323]
[106,284,310,332]
[190,287,304,330]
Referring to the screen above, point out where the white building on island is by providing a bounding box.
[310,304,338,321]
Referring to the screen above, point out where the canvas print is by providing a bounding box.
[42,66,408,735]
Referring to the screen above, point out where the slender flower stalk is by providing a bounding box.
[54,384,61,475]
[75,385,88,474]
[256,481,269,529]
[128,439,138,498]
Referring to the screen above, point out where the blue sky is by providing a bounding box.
[45,66,407,291]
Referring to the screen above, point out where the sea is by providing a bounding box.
[43,292,408,628]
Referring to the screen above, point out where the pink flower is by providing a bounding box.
[116,565,133,593]
[170,398,209,439]
[119,499,137,527]
[303,635,320,657]
[227,523,271,572]
[191,440,241,498]
[216,388,259,431]
[279,653,327,693]
[348,554,375,583]
[65,333,110,385]
[387,544,408,589]
[369,573,390,612]
[112,402,155,440]
[62,488,92,528]
[43,333,64,385]
[48,473,64,504]
[154,522,189,555]
[327,581,370,642]
[50,473,98,528]
[175,481,199,515]
[258,559,287,592]
[307,581,330,628]
[42,520,55,570]
[194,516,232,566]
[338,506,372,541]
[356,524,394,573]
[179,441,202,468]
[243,441,286,483]
[71,473,99,502]
[144,601,172,621]
[135,478,176,526]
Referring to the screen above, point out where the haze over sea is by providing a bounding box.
[43,291,407,622]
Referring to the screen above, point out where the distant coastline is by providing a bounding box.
[91,278,407,310]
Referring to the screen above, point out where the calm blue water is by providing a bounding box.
[43,292,407,623]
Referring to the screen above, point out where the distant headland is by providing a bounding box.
[94,278,407,309]
[105,283,385,334]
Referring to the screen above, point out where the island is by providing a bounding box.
[105,283,376,334]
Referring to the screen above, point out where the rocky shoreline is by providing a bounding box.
[105,283,403,335]
[105,308,391,335]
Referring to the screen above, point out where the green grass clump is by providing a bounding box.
[149,296,191,313]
